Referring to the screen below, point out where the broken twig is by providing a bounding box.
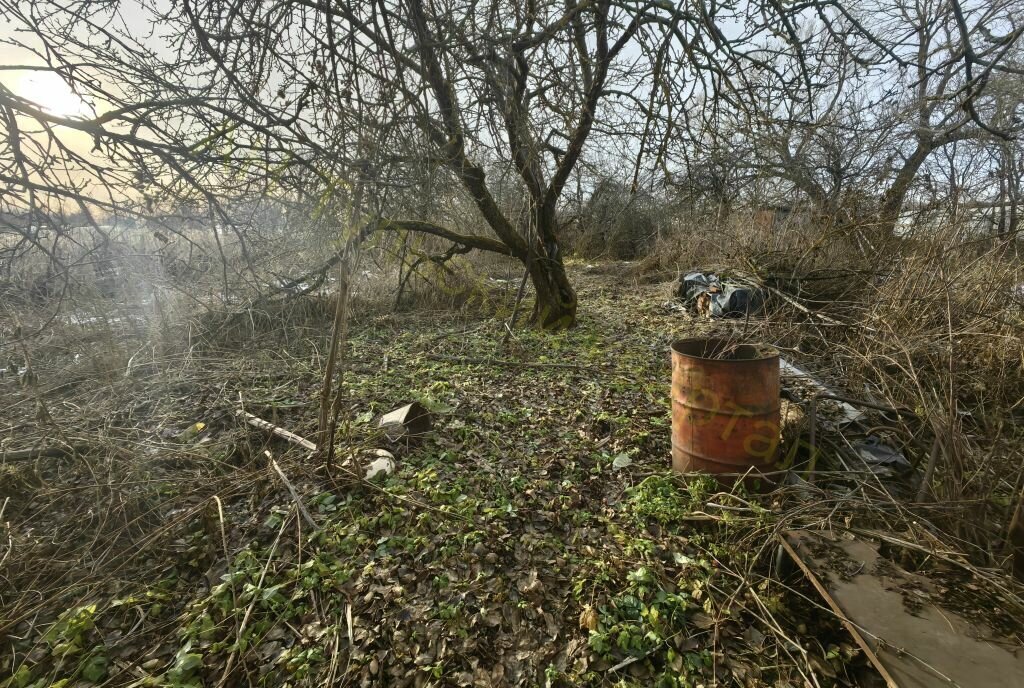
[237,410,317,452]
[2,444,90,462]
[269,454,317,530]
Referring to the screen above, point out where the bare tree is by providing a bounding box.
[679,0,1024,236]
[5,0,1022,334]
[6,0,914,328]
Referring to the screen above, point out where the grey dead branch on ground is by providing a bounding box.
[237,410,318,452]
[268,454,317,530]
[0,443,91,462]
[238,406,400,483]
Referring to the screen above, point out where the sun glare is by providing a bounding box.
[17,71,91,118]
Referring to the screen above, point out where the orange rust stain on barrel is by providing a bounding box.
[671,338,780,479]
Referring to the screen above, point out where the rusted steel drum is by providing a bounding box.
[671,338,780,479]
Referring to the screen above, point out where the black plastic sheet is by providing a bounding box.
[678,272,764,317]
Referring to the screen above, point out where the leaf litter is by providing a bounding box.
[4,267,1014,688]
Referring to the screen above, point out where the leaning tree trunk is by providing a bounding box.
[525,207,577,330]
[876,143,933,238]
[526,249,577,330]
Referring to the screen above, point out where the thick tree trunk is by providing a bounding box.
[524,205,577,329]
[380,216,577,328]
[526,250,577,330]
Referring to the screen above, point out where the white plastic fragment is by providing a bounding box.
[364,449,396,480]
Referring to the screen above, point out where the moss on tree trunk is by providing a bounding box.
[527,252,577,330]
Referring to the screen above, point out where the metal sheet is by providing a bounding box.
[782,530,1024,688]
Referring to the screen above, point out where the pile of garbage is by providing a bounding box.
[676,271,764,318]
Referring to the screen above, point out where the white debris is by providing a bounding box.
[779,358,865,426]
[612,453,633,470]
[364,449,396,480]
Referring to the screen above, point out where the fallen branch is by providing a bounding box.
[2,444,90,462]
[237,410,317,452]
[777,534,900,688]
[499,266,531,352]
[423,353,598,371]
[758,280,848,327]
[269,454,317,530]
[738,264,874,331]
[272,251,343,295]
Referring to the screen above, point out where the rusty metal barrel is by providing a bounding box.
[671,338,780,479]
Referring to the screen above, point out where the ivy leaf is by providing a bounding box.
[260,583,287,603]
[81,654,108,683]
[167,645,204,684]
[612,453,632,469]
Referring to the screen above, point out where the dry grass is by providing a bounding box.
[634,213,1024,565]
[1,210,1022,687]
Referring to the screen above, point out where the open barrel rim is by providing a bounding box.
[670,337,779,363]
